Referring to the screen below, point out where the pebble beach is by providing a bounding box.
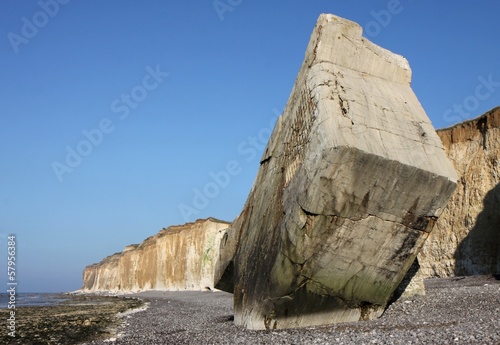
[1,276,498,344]
[86,275,499,345]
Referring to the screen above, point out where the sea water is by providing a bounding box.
[0,293,69,308]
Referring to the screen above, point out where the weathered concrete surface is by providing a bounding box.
[216,14,457,330]
[415,107,500,278]
[82,218,230,292]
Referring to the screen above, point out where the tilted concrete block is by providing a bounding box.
[215,14,457,330]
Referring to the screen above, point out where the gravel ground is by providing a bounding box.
[86,275,500,345]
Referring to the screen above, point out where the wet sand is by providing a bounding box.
[0,295,143,345]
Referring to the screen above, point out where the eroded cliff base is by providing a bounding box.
[82,218,230,293]
[415,107,500,281]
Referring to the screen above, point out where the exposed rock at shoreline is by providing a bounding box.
[82,218,230,292]
[215,13,457,330]
[0,295,143,345]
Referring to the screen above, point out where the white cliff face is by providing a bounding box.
[417,108,500,277]
[80,13,497,333]
[82,218,230,292]
[215,14,457,330]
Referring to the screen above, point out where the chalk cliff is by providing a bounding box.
[81,218,230,292]
[81,13,496,333]
[81,108,498,297]
[417,107,500,277]
[215,14,457,330]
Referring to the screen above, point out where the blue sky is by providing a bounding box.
[0,1,498,292]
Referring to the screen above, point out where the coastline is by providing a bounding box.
[1,276,498,344]
[0,294,144,345]
[89,276,499,345]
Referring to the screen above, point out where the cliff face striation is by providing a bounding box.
[417,107,500,277]
[215,14,457,330]
[82,218,230,292]
[80,13,496,332]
